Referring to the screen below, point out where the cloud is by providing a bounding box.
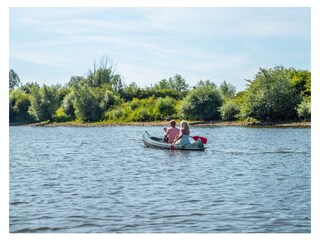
[10,51,66,66]
[9,7,310,91]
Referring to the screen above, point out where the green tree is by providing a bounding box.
[195,79,217,88]
[290,69,311,97]
[54,107,71,122]
[111,74,124,94]
[296,96,311,121]
[85,56,120,88]
[153,89,180,100]
[13,91,32,120]
[55,84,70,102]
[9,89,34,123]
[67,75,86,88]
[9,69,21,90]
[120,97,157,122]
[153,96,176,120]
[153,79,170,90]
[168,74,189,92]
[154,74,189,93]
[219,100,240,121]
[9,95,16,122]
[219,80,236,99]
[135,108,152,122]
[179,84,222,121]
[87,67,112,87]
[152,74,189,99]
[73,84,102,122]
[62,91,76,118]
[240,66,301,121]
[19,82,40,94]
[100,90,116,110]
[104,108,124,121]
[28,85,60,121]
[122,82,142,101]
[129,98,140,111]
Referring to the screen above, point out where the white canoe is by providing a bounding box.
[142,131,205,151]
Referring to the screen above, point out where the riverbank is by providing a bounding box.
[22,120,311,128]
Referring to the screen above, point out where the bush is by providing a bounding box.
[179,84,222,121]
[28,85,60,121]
[9,89,34,123]
[129,98,140,110]
[104,108,124,121]
[296,97,311,121]
[54,107,72,122]
[100,90,115,110]
[62,91,76,118]
[153,96,176,120]
[240,66,301,121]
[135,108,152,122]
[73,84,103,122]
[219,81,236,99]
[219,101,240,121]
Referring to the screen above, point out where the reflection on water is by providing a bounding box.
[10,126,310,233]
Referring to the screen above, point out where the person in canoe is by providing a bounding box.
[174,121,191,145]
[163,119,180,143]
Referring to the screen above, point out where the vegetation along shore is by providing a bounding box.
[24,120,310,128]
[9,56,311,127]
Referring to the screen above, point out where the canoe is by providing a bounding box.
[142,131,205,151]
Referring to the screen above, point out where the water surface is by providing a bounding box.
[9,126,311,233]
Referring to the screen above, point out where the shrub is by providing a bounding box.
[129,98,140,110]
[73,84,102,122]
[9,89,34,123]
[62,91,76,118]
[153,96,176,120]
[179,84,222,121]
[219,101,240,120]
[296,97,311,121]
[54,107,71,122]
[28,85,60,121]
[100,90,116,110]
[104,108,124,121]
[135,108,152,122]
[240,66,301,121]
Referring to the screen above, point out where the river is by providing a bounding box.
[9,126,311,233]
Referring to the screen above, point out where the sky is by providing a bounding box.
[9,7,310,92]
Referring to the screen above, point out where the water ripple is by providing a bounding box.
[9,126,311,233]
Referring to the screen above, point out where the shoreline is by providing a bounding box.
[15,120,311,128]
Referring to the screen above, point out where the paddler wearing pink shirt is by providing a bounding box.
[163,119,180,144]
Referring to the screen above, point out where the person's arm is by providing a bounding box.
[163,128,169,143]
[164,128,169,137]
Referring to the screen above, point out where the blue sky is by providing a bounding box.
[9,7,310,91]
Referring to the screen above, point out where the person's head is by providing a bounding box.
[180,121,189,130]
[170,119,176,127]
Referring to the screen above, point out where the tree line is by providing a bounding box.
[9,57,311,125]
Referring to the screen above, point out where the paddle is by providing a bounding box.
[170,142,174,151]
[190,136,207,144]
